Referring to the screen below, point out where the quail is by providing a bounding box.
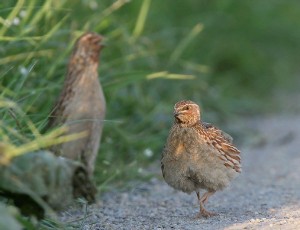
[161,100,241,218]
[47,32,106,177]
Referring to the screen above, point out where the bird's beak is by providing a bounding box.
[174,111,181,117]
[94,35,107,47]
[100,41,107,47]
[99,37,108,48]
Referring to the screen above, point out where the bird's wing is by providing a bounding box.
[44,86,70,132]
[45,68,79,132]
[197,121,241,173]
[202,122,233,143]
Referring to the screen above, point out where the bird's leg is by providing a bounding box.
[200,191,216,217]
[195,191,216,218]
[195,191,202,219]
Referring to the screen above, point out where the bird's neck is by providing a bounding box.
[174,120,198,128]
[174,117,200,128]
[67,56,99,77]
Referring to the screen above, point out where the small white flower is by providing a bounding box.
[19,10,27,18]
[19,66,29,76]
[12,17,20,25]
[143,148,153,158]
[89,1,98,10]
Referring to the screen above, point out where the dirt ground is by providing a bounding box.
[60,112,300,229]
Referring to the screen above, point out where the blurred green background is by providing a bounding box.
[1,0,300,187]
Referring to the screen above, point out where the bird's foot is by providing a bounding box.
[201,209,216,218]
[194,209,216,218]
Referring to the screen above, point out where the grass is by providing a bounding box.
[1,0,300,228]
[1,0,300,188]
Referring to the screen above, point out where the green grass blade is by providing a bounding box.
[0,0,25,36]
[133,0,151,38]
[169,23,204,65]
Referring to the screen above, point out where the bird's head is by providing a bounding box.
[173,100,200,127]
[73,32,105,62]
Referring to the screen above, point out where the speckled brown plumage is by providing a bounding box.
[47,32,106,177]
[161,100,241,218]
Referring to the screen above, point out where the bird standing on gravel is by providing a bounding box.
[47,32,106,177]
[161,100,241,218]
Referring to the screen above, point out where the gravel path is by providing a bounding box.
[60,115,300,229]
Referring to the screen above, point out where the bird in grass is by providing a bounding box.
[47,32,106,177]
[161,100,241,218]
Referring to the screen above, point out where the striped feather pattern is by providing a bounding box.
[196,122,241,173]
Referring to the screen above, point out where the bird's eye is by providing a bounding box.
[184,106,190,110]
